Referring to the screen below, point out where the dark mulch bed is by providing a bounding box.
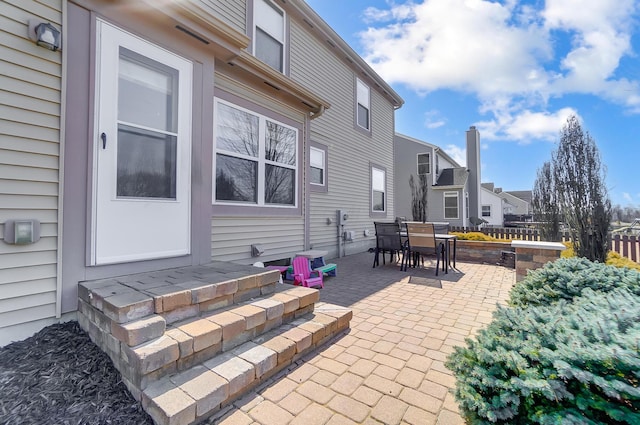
[0,321,153,425]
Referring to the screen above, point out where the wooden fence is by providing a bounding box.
[450,226,639,263]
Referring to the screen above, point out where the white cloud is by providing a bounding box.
[424,109,446,129]
[444,144,466,167]
[623,192,633,203]
[476,107,578,143]
[358,0,640,141]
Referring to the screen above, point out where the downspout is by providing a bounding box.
[56,0,69,319]
[310,105,325,120]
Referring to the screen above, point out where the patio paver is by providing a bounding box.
[211,251,514,424]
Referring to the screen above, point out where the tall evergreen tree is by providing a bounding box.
[533,115,611,262]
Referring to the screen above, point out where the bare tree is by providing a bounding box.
[409,174,428,222]
[548,115,611,262]
[532,161,562,241]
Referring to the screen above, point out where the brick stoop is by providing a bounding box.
[77,262,352,425]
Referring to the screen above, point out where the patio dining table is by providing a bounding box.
[399,230,457,273]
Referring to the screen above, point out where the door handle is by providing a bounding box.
[101,132,107,149]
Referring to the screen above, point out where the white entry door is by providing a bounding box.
[92,20,192,265]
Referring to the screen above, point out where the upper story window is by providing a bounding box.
[254,0,285,73]
[310,146,325,186]
[435,154,440,175]
[371,166,386,213]
[417,153,430,175]
[214,99,297,207]
[482,205,491,217]
[444,191,459,219]
[356,78,370,131]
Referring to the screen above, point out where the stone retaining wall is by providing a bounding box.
[455,240,513,265]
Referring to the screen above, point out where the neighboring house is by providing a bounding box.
[394,126,485,227]
[0,0,402,345]
[480,187,505,227]
[497,191,530,215]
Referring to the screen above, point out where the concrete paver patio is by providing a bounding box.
[211,251,515,424]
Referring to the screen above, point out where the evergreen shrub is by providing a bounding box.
[509,257,640,308]
[446,287,640,424]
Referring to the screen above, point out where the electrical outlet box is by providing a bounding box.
[336,210,349,226]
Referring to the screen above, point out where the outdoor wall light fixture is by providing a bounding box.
[28,20,61,51]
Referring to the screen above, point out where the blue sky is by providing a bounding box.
[305,0,640,207]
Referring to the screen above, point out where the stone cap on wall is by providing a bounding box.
[511,240,566,251]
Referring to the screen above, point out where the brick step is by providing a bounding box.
[116,286,321,391]
[141,303,352,425]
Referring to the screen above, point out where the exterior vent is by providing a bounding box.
[175,25,209,45]
[264,81,280,91]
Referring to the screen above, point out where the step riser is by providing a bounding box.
[143,317,351,425]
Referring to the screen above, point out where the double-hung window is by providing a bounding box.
[310,146,325,186]
[417,153,430,175]
[444,191,459,219]
[482,205,491,217]
[253,0,285,73]
[214,99,297,207]
[356,78,370,131]
[371,166,386,213]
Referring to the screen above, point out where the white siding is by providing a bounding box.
[481,188,504,227]
[289,20,396,258]
[0,0,62,343]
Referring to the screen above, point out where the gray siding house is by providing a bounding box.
[394,126,483,227]
[0,0,402,345]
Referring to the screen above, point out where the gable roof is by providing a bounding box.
[497,191,528,206]
[394,133,461,167]
[433,167,468,188]
[505,190,533,205]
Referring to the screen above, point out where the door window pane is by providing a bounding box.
[265,164,294,205]
[118,48,178,132]
[216,103,259,157]
[117,124,177,199]
[215,154,258,202]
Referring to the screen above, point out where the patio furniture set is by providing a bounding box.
[372,221,457,276]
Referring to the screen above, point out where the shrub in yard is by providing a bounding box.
[451,232,503,242]
[607,251,640,272]
[561,242,640,271]
[509,257,640,308]
[446,287,640,424]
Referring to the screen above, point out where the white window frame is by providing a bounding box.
[444,191,459,219]
[213,98,298,208]
[482,205,491,217]
[356,78,370,131]
[417,153,430,175]
[371,166,386,213]
[253,0,286,73]
[310,146,325,187]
